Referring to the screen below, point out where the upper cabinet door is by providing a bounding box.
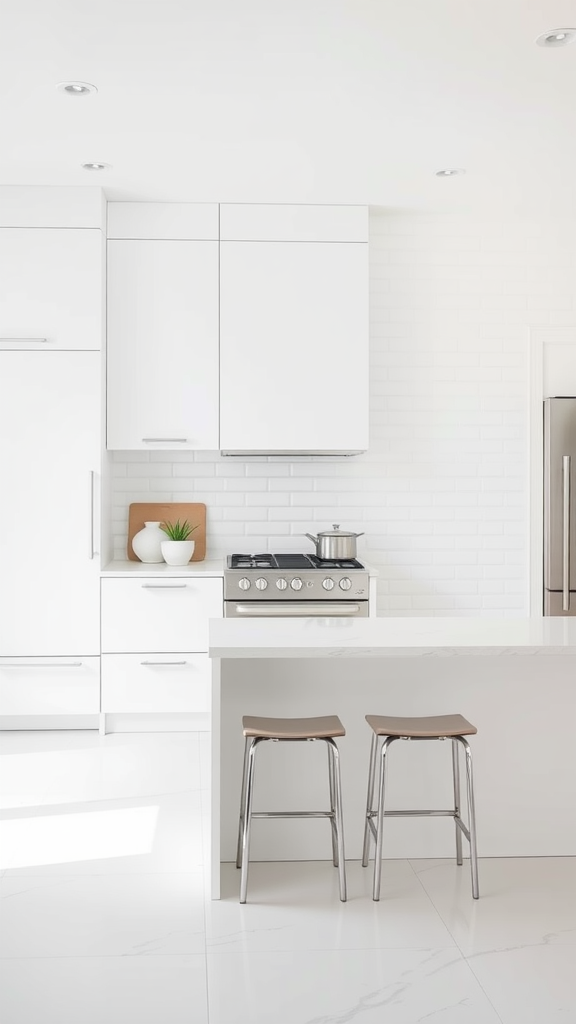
[107,240,219,450]
[0,228,103,350]
[220,240,369,453]
[0,352,101,656]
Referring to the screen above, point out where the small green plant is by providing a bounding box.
[161,519,198,542]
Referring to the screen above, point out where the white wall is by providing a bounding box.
[111,211,576,616]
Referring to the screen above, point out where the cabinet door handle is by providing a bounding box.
[142,438,187,443]
[0,337,48,343]
[0,662,83,668]
[89,470,95,560]
[141,583,188,589]
[140,660,187,666]
[563,455,571,612]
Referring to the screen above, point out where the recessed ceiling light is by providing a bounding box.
[435,168,466,177]
[536,28,576,47]
[81,162,111,171]
[57,81,98,96]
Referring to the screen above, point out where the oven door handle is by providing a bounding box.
[229,602,363,617]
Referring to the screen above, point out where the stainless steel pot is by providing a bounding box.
[304,524,364,561]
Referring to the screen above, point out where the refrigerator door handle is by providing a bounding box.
[562,455,571,611]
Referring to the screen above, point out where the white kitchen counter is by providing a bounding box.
[101,558,224,577]
[209,614,576,658]
[208,615,576,899]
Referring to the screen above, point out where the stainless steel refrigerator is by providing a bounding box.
[544,397,576,615]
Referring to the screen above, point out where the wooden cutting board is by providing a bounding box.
[127,502,206,562]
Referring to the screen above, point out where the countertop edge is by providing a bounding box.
[209,643,575,659]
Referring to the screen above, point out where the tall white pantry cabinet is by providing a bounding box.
[0,188,106,721]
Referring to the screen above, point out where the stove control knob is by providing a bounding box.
[322,577,335,591]
[339,577,352,591]
[291,577,303,591]
[255,577,268,591]
[276,578,288,591]
[238,577,251,591]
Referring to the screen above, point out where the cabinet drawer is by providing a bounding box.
[0,657,100,716]
[101,654,210,713]
[101,577,223,653]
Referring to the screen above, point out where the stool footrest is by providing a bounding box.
[368,808,457,818]
[251,810,333,819]
[455,817,471,842]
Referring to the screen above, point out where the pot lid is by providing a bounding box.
[316,524,361,538]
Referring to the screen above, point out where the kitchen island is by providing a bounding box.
[208,617,576,898]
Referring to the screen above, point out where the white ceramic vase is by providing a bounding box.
[161,540,195,566]
[131,521,166,563]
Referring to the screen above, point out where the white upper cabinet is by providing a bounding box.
[219,205,369,453]
[106,204,219,450]
[0,228,103,350]
[0,352,101,656]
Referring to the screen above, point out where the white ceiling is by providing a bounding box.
[1,0,576,212]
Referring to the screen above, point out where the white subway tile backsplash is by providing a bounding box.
[110,210,576,612]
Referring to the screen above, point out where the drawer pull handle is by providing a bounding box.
[0,337,48,343]
[141,584,187,589]
[142,438,187,443]
[140,660,187,666]
[0,662,83,668]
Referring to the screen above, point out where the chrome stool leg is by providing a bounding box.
[326,740,339,868]
[458,737,479,899]
[236,737,251,869]
[239,737,260,904]
[452,738,463,866]
[373,736,397,901]
[326,738,347,902]
[362,732,378,867]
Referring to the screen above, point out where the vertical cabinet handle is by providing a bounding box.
[89,470,95,560]
[563,455,571,612]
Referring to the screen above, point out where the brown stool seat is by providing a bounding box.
[365,714,477,738]
[243,715,346,740]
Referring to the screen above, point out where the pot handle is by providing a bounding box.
[304,533,318,544]
[355,532,365,539]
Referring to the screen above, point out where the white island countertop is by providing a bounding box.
[209,615,576,658]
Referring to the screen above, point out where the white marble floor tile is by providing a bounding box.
[0,871,206,958]
[1,730,201,808]
[207,860,456,952]
[410,857,576,954]
[0,954,208,1024]
[42,732,202,803]
[1,791,204,875]
[206,947,503,1024]
[466,945,576,1024]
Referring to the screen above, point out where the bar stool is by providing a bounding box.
[362,714,479,901]
[236,715,347,903]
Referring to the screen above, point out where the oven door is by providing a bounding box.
[224,601,369,618]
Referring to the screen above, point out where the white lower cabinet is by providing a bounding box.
[101,654,210,714]
[0,657,100,716]
[100,576,222,724]
[101,577,223,653]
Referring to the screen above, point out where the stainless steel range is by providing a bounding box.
[224,553,370,617]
